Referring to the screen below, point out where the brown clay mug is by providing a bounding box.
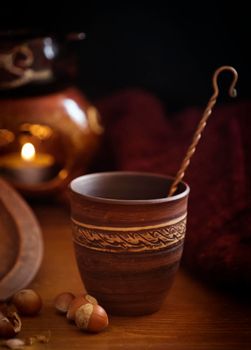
[70,171,189,316]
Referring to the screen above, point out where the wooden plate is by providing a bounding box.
[0,178,43,301]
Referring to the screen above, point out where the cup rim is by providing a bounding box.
[70,171,190,205]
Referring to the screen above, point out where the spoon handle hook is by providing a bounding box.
[168,66,238,197]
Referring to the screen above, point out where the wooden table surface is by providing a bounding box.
[18,204,251,350]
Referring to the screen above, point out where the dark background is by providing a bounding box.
[1,2,250,112]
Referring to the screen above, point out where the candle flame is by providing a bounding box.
[21,142,36,161]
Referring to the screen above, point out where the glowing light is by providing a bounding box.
[21,143,35,161]
[0,129,15,146]
[63,99,87,127]
[20,123,53,140]
[43,38,55,59]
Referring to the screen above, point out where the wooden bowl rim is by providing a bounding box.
[0,177,43,301]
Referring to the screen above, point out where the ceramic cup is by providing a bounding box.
[70,171,189,316]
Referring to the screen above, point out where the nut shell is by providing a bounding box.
[3,338,25,349]
[0,311,21,339]
[66,294,97,321]
[54,292,75,314]
[75,303,108,333]
[12,289,42,316]
[0,316,16,338]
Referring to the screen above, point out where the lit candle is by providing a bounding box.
[0,142,55,185]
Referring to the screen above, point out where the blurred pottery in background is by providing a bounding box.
[0,30,103,196]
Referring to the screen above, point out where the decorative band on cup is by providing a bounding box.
[71,213,187,253]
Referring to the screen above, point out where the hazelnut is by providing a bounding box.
[3,338,25,349]
[75,303,108,333]
[66,294,98,321]
[0,309,21,339]
[12,289,42,316]
[54,292,75,314]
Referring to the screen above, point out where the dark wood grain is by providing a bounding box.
[18,203,251,350]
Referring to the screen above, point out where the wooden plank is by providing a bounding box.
[17,204,251,350]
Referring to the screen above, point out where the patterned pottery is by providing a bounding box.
[70,171,189,316]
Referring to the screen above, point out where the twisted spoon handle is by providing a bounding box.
[168,66,238,197]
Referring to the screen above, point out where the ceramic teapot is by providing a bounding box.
[0,29,103,196]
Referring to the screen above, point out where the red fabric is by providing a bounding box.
[97,89,251,287]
